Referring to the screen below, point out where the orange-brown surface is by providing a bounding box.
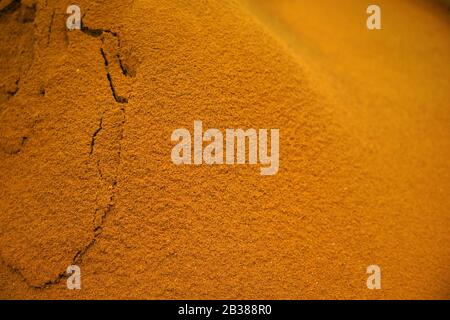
[0,0,449,299]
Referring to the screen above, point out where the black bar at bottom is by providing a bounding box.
[0,300,442,318]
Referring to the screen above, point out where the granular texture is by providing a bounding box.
[0,0,449,299]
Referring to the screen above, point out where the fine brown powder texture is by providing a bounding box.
[0,0,449,299]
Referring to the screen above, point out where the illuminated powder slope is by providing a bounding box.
[0,0,449,299]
